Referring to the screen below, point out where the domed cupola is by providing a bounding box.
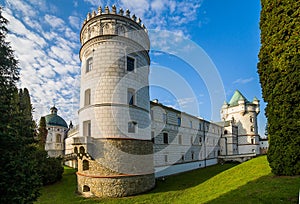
[45,106,68,128]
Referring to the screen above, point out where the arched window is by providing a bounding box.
[84,89,91,106]
[56,134,61,143]
[250,116,254,123]
[83,185,90,192]
[83,160,89,171]
[79,146,85,154]
[224,130,228,135]
[74,147,78,154]
[178,135,182,145]
[127,88,135,105]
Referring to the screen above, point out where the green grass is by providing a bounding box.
[36,156,300,204]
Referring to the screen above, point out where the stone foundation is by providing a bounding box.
[77,173,155,197]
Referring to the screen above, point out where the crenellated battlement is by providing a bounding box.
[82,5,146,31]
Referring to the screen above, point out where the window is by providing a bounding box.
[181,154,184,161]
[83,160,89,171]
[199,137,202,144]
[127,56,135,71]
[251,138,254,144]
[250,116,254,123]
[163,113,167,123]
[177,117,181,126]
[190,120,193,128]
[83,120,91,137]
[84,89,91,106]
[150,110,154,120]
[191,136,194,145]
[224,130,228,135]
[83,185,90,192]
[199,123,202,131]
[74,147,78,154]
[128,121,137,133]
[163,132,168,144]
[56,134,61,143]
[250,126,255,132]
[127,88,135,105]
[191,151,194,160]
[151,131,155,143]
[86,57,93,73]
[178,135,182,145]
[79,146,85,154]
[164,155,168,163]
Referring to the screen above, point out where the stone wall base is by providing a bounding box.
[77,173,155,197]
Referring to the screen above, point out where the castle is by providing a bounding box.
[43,6,262,198]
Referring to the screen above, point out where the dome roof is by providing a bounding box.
[45,106,68,128]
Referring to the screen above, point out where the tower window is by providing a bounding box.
[79,146,85,154]
[191,151,194,160]
[83,120,91,137]
[250,126,255,132]
[128,121,137,133]
[127,56,135,72]
[151,131,155,143]
[224,130,228,135]
[177,117,181,126]
[250,116,254,123]
[83,160,89,171]
[251,138,255,144]
[84,89,91,106]
[127,88,135,105]
[86,57,93,73]
[164,155,168,163]
[56,134,62,143]
[74,147,78,154]
[163,113,167,123]
[190,120,193,128]
[83,185,90,192]
[163,132,168,144]
[178,135,182,145]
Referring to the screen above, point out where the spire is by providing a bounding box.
[228,90,248,106]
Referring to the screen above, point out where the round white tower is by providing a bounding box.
[75,5,154,197]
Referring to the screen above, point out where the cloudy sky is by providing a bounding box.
[0,0,265,136]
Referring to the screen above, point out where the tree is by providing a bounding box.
[0,7,41,203]
[37,117,48,149]
[258,1,300,175]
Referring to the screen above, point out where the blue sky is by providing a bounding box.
[1,0,266,136]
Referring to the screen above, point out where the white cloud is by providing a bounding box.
[44,14,65,29]
[69,16,81,30]
[233,77,254,84]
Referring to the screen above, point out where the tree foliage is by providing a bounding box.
[258,0,300,175]
[0,8,41,203]
[37,117,47,149]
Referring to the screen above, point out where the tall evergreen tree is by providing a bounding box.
[258,1,300,175]
[0,7,41,203]
[37,116,48,149]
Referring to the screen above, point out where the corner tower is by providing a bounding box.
[221,90,260,155]
[76,5,154,197]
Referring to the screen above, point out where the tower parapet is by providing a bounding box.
[76,5,154,197]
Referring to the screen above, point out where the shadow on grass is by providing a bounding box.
[206,174,300,204]
[149,163,238,193]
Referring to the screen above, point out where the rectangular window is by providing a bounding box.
[127,88,135,105]
[190,120,193,128]
[163,132,168,144]
[178,135,182,145]
[128,121,137,133]
[151,131,155,143]
[86,57,93,73]
[163,113,167,123]
[178,117,181,126]
[127,56,135,71]
[199,123,202,131]
[83,120,91,137]
[164,155,168,163]
[150,110,154,120]
[84,89,91,106]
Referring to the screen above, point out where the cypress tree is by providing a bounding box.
[258,1,300,175]
[37,116,48,149]
[0,7,41,203]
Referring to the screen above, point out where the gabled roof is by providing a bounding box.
[228,90,249,106]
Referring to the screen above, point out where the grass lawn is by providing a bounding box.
[36,156,300,204]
